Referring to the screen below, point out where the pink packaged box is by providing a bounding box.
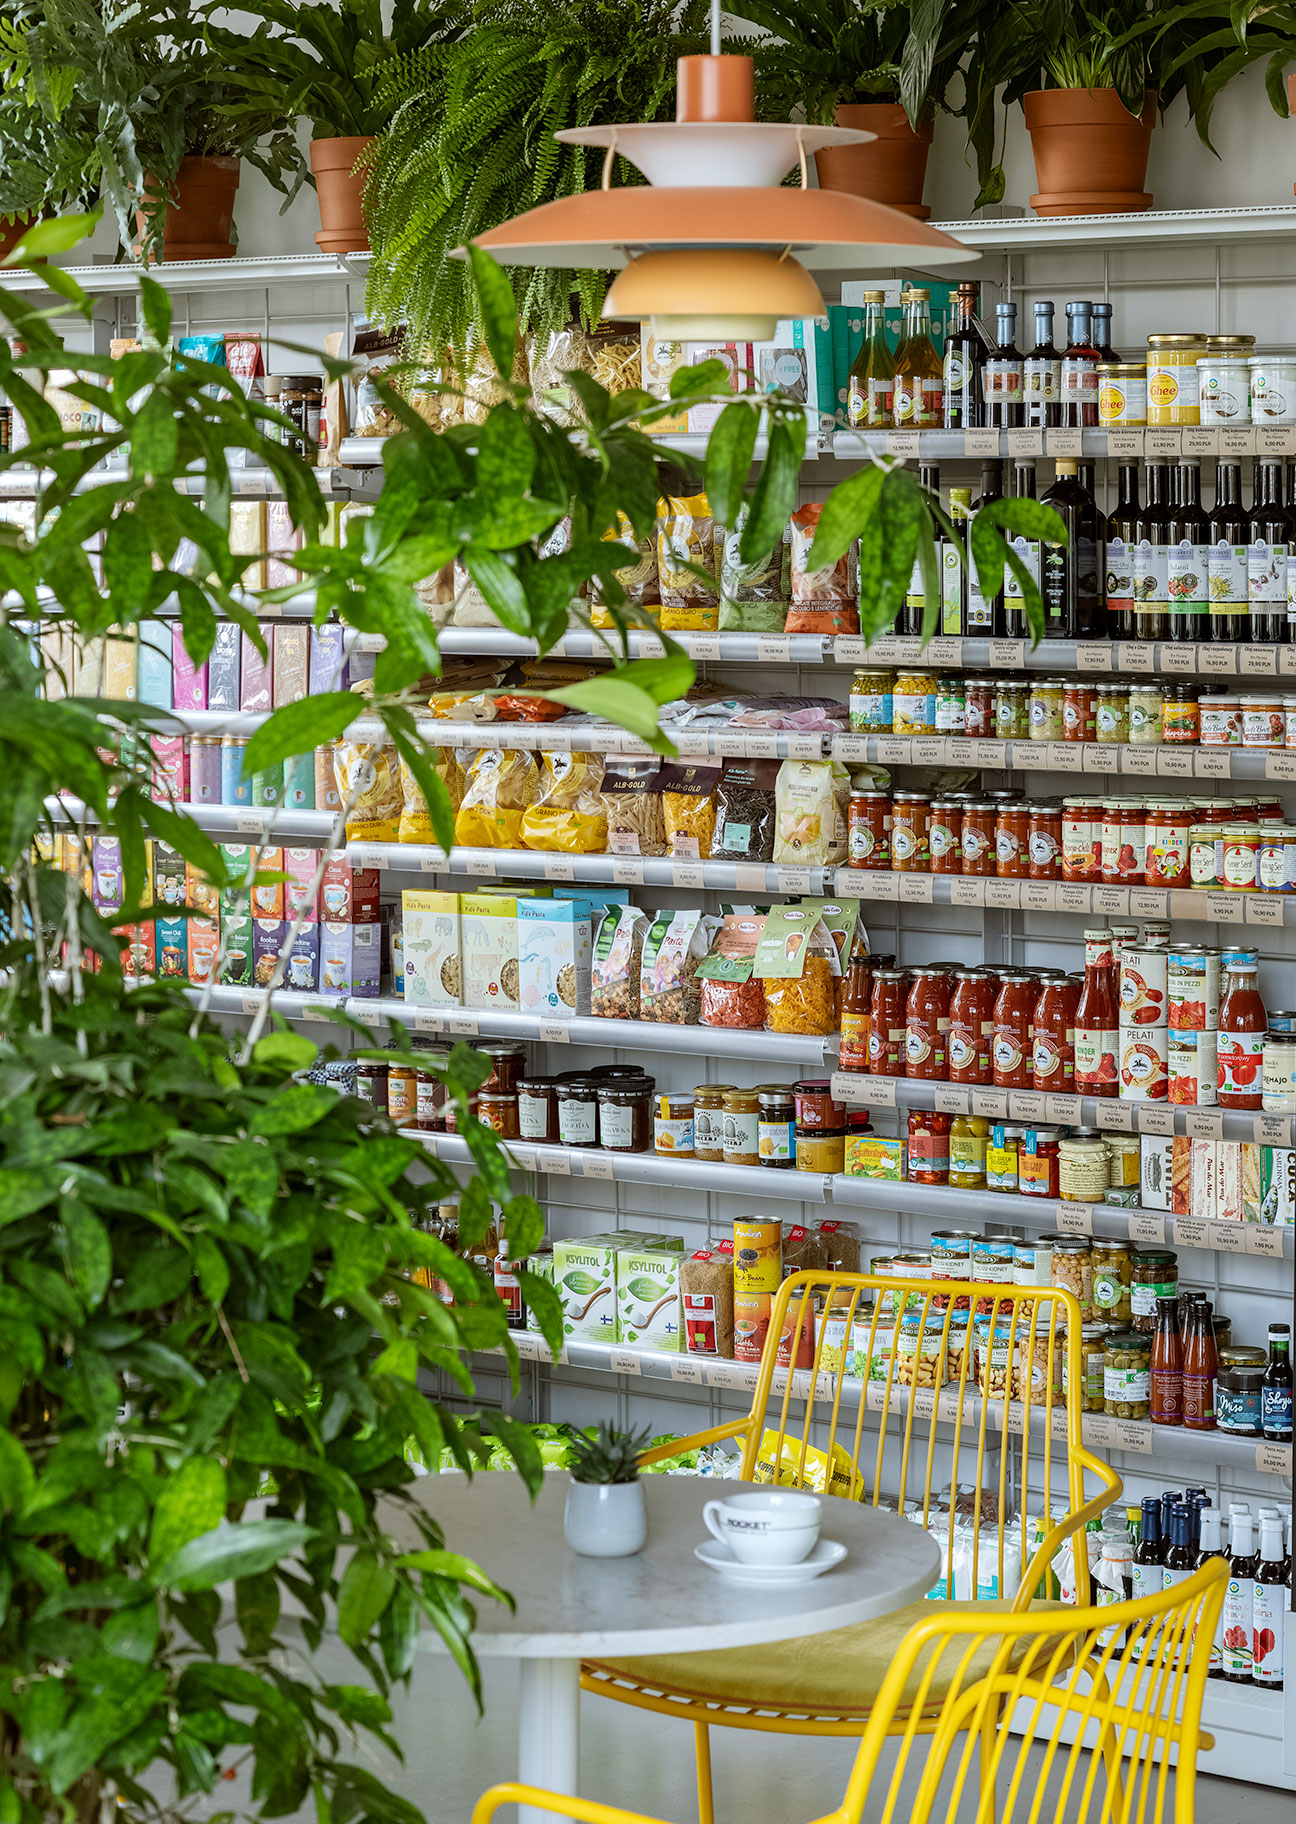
[172,623,209,710]
[240,630,273,712]
[149,734,188,803]
[283,848,319,923]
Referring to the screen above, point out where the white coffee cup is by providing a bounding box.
[703,1490,821,1566]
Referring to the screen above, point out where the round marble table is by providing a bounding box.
[398,1473,940,1824]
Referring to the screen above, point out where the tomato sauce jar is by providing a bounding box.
[996,803,1030,878]
[848,789,892,870]
[965,679,996,738]
[928,798,963,875]
[867,969,908,1075]
[992,973,1039,1091]
[1032,975,1078,1092]
[891,791,931,872]
[905,968,951,1079]
[1027,802,1062,879]
[1145,801,1193,888]
[1062,798,1103,882]
[1063,681,1095,743]
[948,969,996,1085]
[960,800,998,877]
[1102,799,1147,886]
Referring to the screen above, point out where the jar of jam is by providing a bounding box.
[1162,684,1200,745]
[1095,683,1130,744]
[1028,678,1066,742]
[893,670,937,735]
[965,678,996,738]
[482,1043,527,1094]
[890,791,930,872]
[517,1077,560,1142]
[960,800,998,877]
[995,803,1030,878]
[1128,683,1165,745]
[794,1080,843,1129]
[599,1080,654,1152]
[757,1086,796,1167]
[992,973,1038,1091]
[653,1090,694,1155]
[557,1077,600,1147]
[935,676,966,733]
[415,1067,447,1132]
[1027,802,1062,879]
[928,798,963,874]
[905,968,951,1079]
[848,789,892,869]
[1102,799,1146,886]
[1062,798,1103,882]
[722,1088,760,1165]
[693,1083,734,1161]
[1130,1248,1178,1334]
[1145,801,1193,888]
[1019,1126,1061,1197]
[994,681,1030,741]
[387,1062,418,1128]
[868,969,907,1075]
[478,1090,520,1138]
[1063,681,1096,742]
[1032,975,1077,1092]
[948,969,996,1085]
[908,1109,950,1184]
[355,1059,388,1109]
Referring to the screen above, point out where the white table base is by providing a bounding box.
[518,1657,580,1824]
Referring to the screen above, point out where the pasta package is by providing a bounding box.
[640,909,720,1024]
[333,741,402,843]
[697,913,767,1030]
[754,904,843,1036]
[660,759,721,860]
[454,748,540,849]
[591,512,660,625]
[773,759,850,866]
[788,502,859,634]
[591,904,651,1019]
[709,758,779,863]
[602,754,667,856]
[754,1428,860,1501]
[398,746,463,844]
[658,493,719,629]
[519,751,608,854]
[719,507,790,633]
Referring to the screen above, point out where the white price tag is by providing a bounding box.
[610,1350,642,1376]
[1085,1413,1117,1448]
[1075,644,1114,673]
[1113,1420,1153,1455]
[1193,752,1230,783]
[581,1156,615,1182]
[913,1389,937,1420]
[777,867,813,894]
[734,863,771,892]
[542,858,575,882]
[1129,1212,1167,1246]
[834,736,871,765]
[1155,748,1196,777]
[1256,1441,1292,1476]
[964,430,1000,458]
[1255,1114,1293,1145]
[507,1144,537,1171]
[913,737,947,766]
[1247,897,1285,929]
[708,1362,747,1390]
[1006,430,1044,457]
[988,640,1026,668]
[1106,430,1143,458]
[689,635,722,662]
[934,1086,969,1114]
[950,880,987,907]
[985,880,1022,909]
[448,1015,479,1036]
[236,814,265,835]
[1186,1111,1223,1138]
[611,859,645,886]
[1057,886,1093,915]
[539,1148,572,1176]
[1095,1102,1135,1132]
[972,1089,1008,1119]
[511,1330,542,1360]
[1051,1408,1071,1442]
[352,1004,382,1027]
[885,431,920,458]
[1093,887,1131,917]
[1011,1091,1046,1122]
[1056,1203,1093,1236]
[1130,889,1169,919]
[1122,746,1160,775]
[835,636,867,665]
[1266,752,1296,781]
[899,876,934,903]
[538,1022,572,1044]
[672,863,706,890]
[1241,645,1279,677]
[1247,1227,1285,1257]
[1116,643,1155,671]
[1083,746,1119,774]
[756,636,791,663]
[671,1357,705,1383]
[420,855,445,874]
[1145,429,1182,457]
[856,1077,898,1108]
[1173,1217,1211,1249]
[1212,1222,1246,1253]
[1205,891,1246,924]
[1137,1106,1176,1136]
[1022,883,1056,912]
[927,639,964,667]
[1180,427,1216,457]
[465,856,497,877]
[240,993,263,1015]
[1046,1096,1083,1125]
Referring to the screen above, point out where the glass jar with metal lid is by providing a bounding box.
[1130,1249,1178,1333]
[1128,682,1165,745]
[1050,1234,1094,1320]
[692,1083,734,1161]
[599,1079,654,1153]
[654,1091,695,1156]
[1028,678,1066,743]
[482,1043,528,1094]
[935,676,966,734]
[891,791,931,871]
[478,1090,520,1139]
[1161,684,1200,745]
[1069,1320,1113,1412]
[893,670,937,736]
[556,1076,600,1147]
[1094,682,1130,745]
[1103,1329,1151,1419]
[518,1077,561,1143]
[1092,1237,1133,1323]
[1098,361,1149,427]
[994,681,1030,742]
[1146,334,1208,426]
[1216,1345,1268,1434]
[849,668,894,732]
[722,1088,761,1165]
[757,1085,796,1168]
[1060,1135,1112,1205]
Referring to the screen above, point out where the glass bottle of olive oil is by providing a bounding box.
[892,287,943,429]
[846,289,893,429]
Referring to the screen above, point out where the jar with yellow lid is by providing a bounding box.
[1147,334,1208,425]
[893,670,937,736]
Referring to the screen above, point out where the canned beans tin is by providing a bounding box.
[929,1231,975,1281]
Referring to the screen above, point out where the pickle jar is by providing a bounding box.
[1091,1237,1133,1324]
[1069,1320,1111,1413]
[994,681,1030,742]
[1129,1248,1178,1333]
[1103,1329,1151,1420]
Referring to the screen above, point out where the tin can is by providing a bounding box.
[1119,1026,1169,1100]
[1168,946,1221,1031]
[1119,947,1168,1028]
[972,1233,1016,1282]
[929,1230,975,1281]
[1169,1031,1218,1106]
[190,735,223,804]
[1013,1239,1053,1288]
[733,1219,782,1293]
[220,735,251,805]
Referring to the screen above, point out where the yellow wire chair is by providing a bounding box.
[581,1270,1123,1824]
[476,1559,1228,1824]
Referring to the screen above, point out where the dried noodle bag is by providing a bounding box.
[529,323,642,426]
[660,758,720,860]
[398,746,461,844]
[591,512,660,626]
[462,338,531,426]
[709,758,778,862]
[602,754,667,857]
[591,904,651,1019]
[756,906,842,1036]
[773,758,850,866]
[697,913,767,1031]
[787,501,860,635]
[519,751,608,854]
[333,740,402,842]
[639,909,719,1025]
[719,506,790,633]
[454,747,540,849]
[658,493,719,630]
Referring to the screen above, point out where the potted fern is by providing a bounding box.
[564,1424,654,1557]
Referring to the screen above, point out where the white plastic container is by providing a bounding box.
[1197,355,1251,425]
[1250,354,1296,424]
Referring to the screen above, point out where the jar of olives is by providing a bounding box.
[1091,1237,1132,1325]
[1066,1320,1112,1413]
[1103,1329,1151,1420]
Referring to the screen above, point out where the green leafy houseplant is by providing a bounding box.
[1126,3,1296,150]
[732,0,971,128]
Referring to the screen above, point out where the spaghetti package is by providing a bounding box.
[658,493,719,629]
[719,507,790,633]
[453,748,540,849]
[787,502,859,634]
[519,752,608,853]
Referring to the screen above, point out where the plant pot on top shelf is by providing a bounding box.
[310,135,373,256]
[1022,89,1156,217]
[813,103,934,220]
[138,156,241,262]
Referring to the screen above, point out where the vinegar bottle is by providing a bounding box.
[1223,1512,1259,1684]
[1263,1321,1293,1442]
[1208,459,1250,644]
[1253,1516,1287,1690]
[1218,957,1267,1109]
[1197,1506,1229,1678]
[1074,928,1119,1097]
[1163,1501,1195,1591]
[838,925,871,1073]
[1131,1496,1164,1662]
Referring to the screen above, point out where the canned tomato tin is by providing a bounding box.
[1062,798,1103,881]
[1221,823,1262,890]
[1189,825,1222,889]
[1169,1031,1218,1106]
[1200,697,1243,746]
[1119,947,1169,1028]
[1168,946,1221,1031]
[1147,334,1208,425]
[1120,1027,1169,1100]
[1258,827,1296,893]
[1098,361,1149,427]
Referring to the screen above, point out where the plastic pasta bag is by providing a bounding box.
[519,751,608,853]
[787,502,860,635]
[453,747,540,849]
[719,508,790,632]
[591,905,651,1019]
[591,513,660,626]
[602,754,667,856]
[697,913,767,1030]
[773,758,850,865]
[660,758,720,860]
[658,493,719,630]
[639,909,719,1024]
[333,740,402,842]
[755,905,843,1036]
[709,758,779,862]
[398,746,462,844]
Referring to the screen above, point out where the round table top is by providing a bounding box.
[395,1473,941,1659]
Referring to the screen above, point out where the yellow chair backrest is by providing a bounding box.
[665,1270,1119,1610]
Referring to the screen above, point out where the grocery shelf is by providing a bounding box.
[0,461,362,498]
[348,845,831,895]
[414,1132,834,1204]
[831,729,1296,782]
[936,203,1296,252]
[0,250,368,296]
[830,633,1296,678]
[831,869,1296,929]
[831,425,1296,463]
[438,628,835,665]
[829,1070,1294,1146]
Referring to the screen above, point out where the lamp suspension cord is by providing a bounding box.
[710,0,720,57]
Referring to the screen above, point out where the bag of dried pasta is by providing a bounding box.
[454,747,540,849]
[660,758,720,860]
[519,751,608,853]
[602,754,667,857]
[658,493,719,630]
[773,759,850,866]
[333,740,402,842]
[719,507,790,633]
[786,501,860,635]
[754,904,842,1037]
[591,513,660,626]
[398,746,462,844]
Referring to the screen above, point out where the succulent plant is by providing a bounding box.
[568,1421,654,1485]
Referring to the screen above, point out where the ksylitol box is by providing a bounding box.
[616,1244,683,1351]
[553,1236,619,1344]
[518,898,591,1018]
[402,889,461,1007]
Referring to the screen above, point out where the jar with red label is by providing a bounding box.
[1218,958,1266,1108]
[965,679,996,738]
[1145,801,1193,888]
[1102,799,1147,886]
[848,789,891,870]
[1019,1127,1061,1197]
[992,973,1038,1091]
[908,1109,950,1184]
[1241,696,1284,749]
[995,803,1030,878]
[905,968,951,1079]
[928,798,963,874]
[891,791,930,872]
[1027,802,1062,879]
[1062,798,1103,882]
[1256,796,1285,823]
[1221,823,1262,890]
[960,800,997,877]
[868,969,908,1075]
[794,1080,844,1129]
[1032,975,1078,1092]
[1063,681,1095,743]
[948,969,996,1085]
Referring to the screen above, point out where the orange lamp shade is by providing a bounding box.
[603,248,824,340]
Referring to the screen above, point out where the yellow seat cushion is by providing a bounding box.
[586,1599,1071,1721]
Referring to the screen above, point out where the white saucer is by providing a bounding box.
[694,1537,848,1586]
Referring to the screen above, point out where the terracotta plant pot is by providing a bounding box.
[157,155,240,260]
[0,215,38,260]
[813,103,934,220]
[1022,88,1156,216]
[310,135,373,255]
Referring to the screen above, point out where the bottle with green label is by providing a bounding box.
[901,463,940,637]
[941,486,972,635]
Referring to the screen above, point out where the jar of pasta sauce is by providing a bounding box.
[848,789,891,870]
[1062,798,1103,882]
[890,792,930,872]
[868,969,908,1075]
[1095,683,1130,745]
[995,803,1030,878]
[960,800,998,877]
[1145,801,1193,888]
[1029,678,1066,742]
[928,798,963,875]
[1221,823,1262,890]
[1285,697,1296,748]
[1032,975,1078,1092]
[1241,696,1284,748]
[995,682,1030,741]
[965,678,996,738]
[1027,802,1062,879]
[1064,681,1096,742]
[1162,685,1200,745]
[1256,795,1284,823]
[1102,799,1147,886]
[905,968,951,1079]
[948,969,995,1084]
[992,973,1038,1091]
[1200,694,1243,746]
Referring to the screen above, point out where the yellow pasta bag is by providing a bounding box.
[657,493,719,631]
[753,1429,860,1501]
[520,751,608,853]
[454,747,540,849]
[398,747,465,844]
[591,513,661,627]
[333,740,402,842]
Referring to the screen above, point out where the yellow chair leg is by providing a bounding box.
[978,1707,998,1824]
[694,1721,715,1824]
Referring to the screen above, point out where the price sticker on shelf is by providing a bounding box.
[235,813,266,836]
[1155,748,1196,777]
[1075,643,1114,673]
[1046,743,1084,773]
[963,429,1000,458]
[1180,426,1217,457]
[300,1003,332,1022]
[950,879,986,907]
[1255,1113,1294,1144]
[1241,645,1280,676]
[1205,891,1245,924]
[538,1148,572,1176]
[1021,882,1056,913]
[413,1014,446,1035]
[672,863,706,890]
[1106,430,1144,458]
[351,1004,382,1027]
[754,733,792,759]
[1194,750,1232,779]
[937,1389,963,1424]
[865,1380,887,1412]
[1157,644,1198,676]
[1095,1102,1135,1132]
[508,1145,537,1171]
[1200,644,1238,676]
[756,636,791,664]
[240,993,264,1016]
[927,638,964,668]
[857,1077,899,1108]
[1007,430,1045,457]
[581,1157,615,1181]
[1173,1217,1211,1248]
[1129,1212,1167,1246]
[1248,1226,1285,1257]
[878,737,910,765]
[1116,642,1156,671]
[1121,748,1159,777]
[972,1089,1008,1119]
[1056,1203,1092,1236]
[420,855,446,874]
[1084,1413,1117,1448]
[913,1388,937,1420]
[465,855,497,877]
[1145,429,1182,458]
[985,880,1022,909]
[1113,1419,1153,1455]
[1057,885,1093,915]
[1257,427,1296,458]
[885,431,920,458]
[1266,751,1296,781]
[1130,889,1169,919]
[1046,428,1083,457]
[733,863,770,893]
[1246,896,1285,928]
[934,1086,970,1115]
[833,735,871,766]
[1012,1091,1047,1122]
[973,740,1007,768]
[1046,1095,1083,1125]
[688,634,722,662]
[511,1331,544,1361]
[835,636,867,665]
[670,1357,705,1384]
[988,640,1026,668]
[1050,1408,1071,1443]
[899,876,934,903]
[538,1023,572,1044]
[1211,1222,1247,1253]
[609,1350,642,1376]
[448,1015,479,1037]
[945,737,977,766]
[542,858,575,882]
[913,737,946,766]
[882,636,920,663]
[1185,1110,1223,1138]
[1093,887,1132,918]
[865,871,899,901]
[777,867,813,894]
[1221,428,1259,456]
[708,1362,748,1391]
[612,859,645,886]
[1083,746,1119,774]
[1256,1441,1293,1476]
[1137,1106,1176,1135]
[635,634,666,659]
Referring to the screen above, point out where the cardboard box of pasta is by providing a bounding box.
[402,889,461,1007]
[517,898,591,1018]
[460,892,520,1010]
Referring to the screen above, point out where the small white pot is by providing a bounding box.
[563,1479,647,1558]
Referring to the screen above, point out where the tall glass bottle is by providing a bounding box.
[901,463,940,636]
[1163,1502,1195,1591]
[838,923,871,1072]
[1040,459,1101,637]
[942,280,988,430]
[893,287,944,430]
[984,302,1024,429]
[1060,300,1100,428]
[1132,460,1170,641]
[1222,1512,1259,1684]
[1248,460,1294,643]
[1182,1295,1218,1430]
[1106,462,1141,641]
[1150,1296,1182,1426]
[1263,1321,1293,1442]
[1208,459,1251,643]
[1002,461,1041,640]
[1131,1495,1164,1662]
[1253,1516,1287,1690]
[1166,458,1208,642]
[965,460,1005,635]
[1023,300,1061,429]
[942,486,972,635]
[846,289,893,429]
[1091,301,1118,362]
[1197,1506,1229,1679]
[1074,927,1119,1096]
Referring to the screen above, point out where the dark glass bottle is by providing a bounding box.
[1105,462,1141,641]
[1197,1506,1228,1680]
[965,460,1005,635]
[1263,1321,1293,1442]
[1091,301,1118,362]
[1132,460,1170,642]
[1253,1516,1287,1690]
[1039,459,1101,638]
[984,303,1024,429]
[1248,460,1294,644]
[1002,461,1041,640]
[1060,301,1100,428]
[1208,459,1251,644]
[1132,1495,1164,1609]
[1166,458,1208,642]
[1182,1295,1217,1430]
[1163,1501,1195,1590]
[1023,301,1061,429]
[942,280,989,430]
[901,463,940,636]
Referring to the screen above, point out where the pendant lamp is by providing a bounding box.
[463,1,976,340]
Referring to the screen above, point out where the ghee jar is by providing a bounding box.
[1098,361,1148,427]
[1146,334,1208,426]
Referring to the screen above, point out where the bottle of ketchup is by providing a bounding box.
[1074,928,1119,1098]
[838,926,872,1073]
[1218,956,1266,1109]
